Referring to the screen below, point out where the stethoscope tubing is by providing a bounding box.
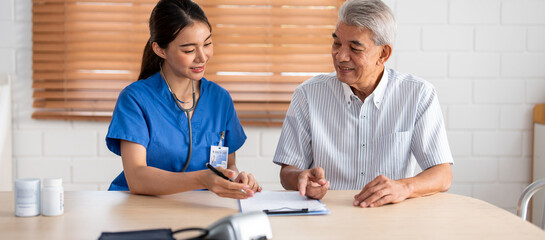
[160,64,196,172]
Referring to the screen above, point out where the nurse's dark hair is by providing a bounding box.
[138,0,211,80]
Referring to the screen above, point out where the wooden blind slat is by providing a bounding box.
[62,32,149,43]
[32,111,113,121]
[63,42,144,51]
[204,7,337,17]
[33,63,64,71]
[210,54,332,64]
[65,3,153,13]
[33,81,131,90]
[33,100,116,110]
[33,53,64,61]
[64,61,140,71]
[63,0,158,3]
[33,43,65,52]
[65,12,151,22]
[64,52,142,61]
[206,63,334,73]
[32,23,65,33]
[213,26,335,36]
[62,22,148,32]
[234,102,289,111]
[219,82,299,93]
[33,91,120,100]
[33,14,64,23]
[198,0,342,7]
[33,33,65,42]
[209,75,311,83]
[230,93,293,102]
[33,72,139,81]
[33,3,64,13]
[208,16,336,26]
[213,45,332,55]
[213,35,332,45]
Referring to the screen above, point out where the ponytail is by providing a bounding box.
[138,40,163,80]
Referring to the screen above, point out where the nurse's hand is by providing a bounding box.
[234,171,262,193]
[202,168,253,199]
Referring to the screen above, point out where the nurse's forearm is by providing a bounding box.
[120,140,208,195]
[226,152,239,174]
[126,166,206,195]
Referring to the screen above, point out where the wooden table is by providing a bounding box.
[0,191,544,239]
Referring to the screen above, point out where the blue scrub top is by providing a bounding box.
[106,72,246,191]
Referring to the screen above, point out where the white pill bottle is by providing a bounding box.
[41,178,64,216]
[14,178,41,217]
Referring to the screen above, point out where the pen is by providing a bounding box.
[263,208,309,215]
[206,163,248,194]
[206,163,232,182]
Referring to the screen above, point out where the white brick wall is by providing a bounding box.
[449,53,501,77]
[422,26,474,51]
[3,0,545,214]
[449,0,501,24]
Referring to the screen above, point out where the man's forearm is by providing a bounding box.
[401,163,452,198]
[279,164,304,190]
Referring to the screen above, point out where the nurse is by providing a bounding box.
[105,0,260,199]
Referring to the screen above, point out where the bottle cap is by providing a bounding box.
[43,178,62,187]
[14,178,40,188]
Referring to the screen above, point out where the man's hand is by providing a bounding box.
[354,163,452,207]
[298,167,330,199]
[353,175,411,208]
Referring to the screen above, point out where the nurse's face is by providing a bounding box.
[160,21,213,81]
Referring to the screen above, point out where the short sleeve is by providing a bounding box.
[106,87,151,156]
[272,87,313,169]
[411,86,453,170]
[223,93,246,153]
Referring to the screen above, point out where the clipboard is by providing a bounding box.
[239,191,330,216]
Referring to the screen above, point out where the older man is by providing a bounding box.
[273,0,453,208]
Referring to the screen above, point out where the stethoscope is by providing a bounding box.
[160,64,196,172]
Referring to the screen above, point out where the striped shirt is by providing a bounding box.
[273,68,453,190]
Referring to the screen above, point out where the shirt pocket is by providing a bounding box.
[374,131,412,180]
[206,131,225,147]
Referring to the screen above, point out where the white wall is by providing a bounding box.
[0,75,12,191]
[2,0,545,214]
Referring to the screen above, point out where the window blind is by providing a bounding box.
[32,0,341,125]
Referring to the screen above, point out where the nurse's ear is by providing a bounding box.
[152,42,167,60]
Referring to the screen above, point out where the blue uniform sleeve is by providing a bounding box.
[224,94,246,153]
[106,87,150,156]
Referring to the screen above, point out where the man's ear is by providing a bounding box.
[377,44,392,66]
[152,42,167,59]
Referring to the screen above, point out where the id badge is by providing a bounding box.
[209,145,228,168]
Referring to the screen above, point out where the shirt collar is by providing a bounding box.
[340,68,389,108]
[372,68,389,108]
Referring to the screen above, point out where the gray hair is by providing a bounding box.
[338,0,397,46]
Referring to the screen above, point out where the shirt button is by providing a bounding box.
[360,172,364,175]
[362,143,365,147]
